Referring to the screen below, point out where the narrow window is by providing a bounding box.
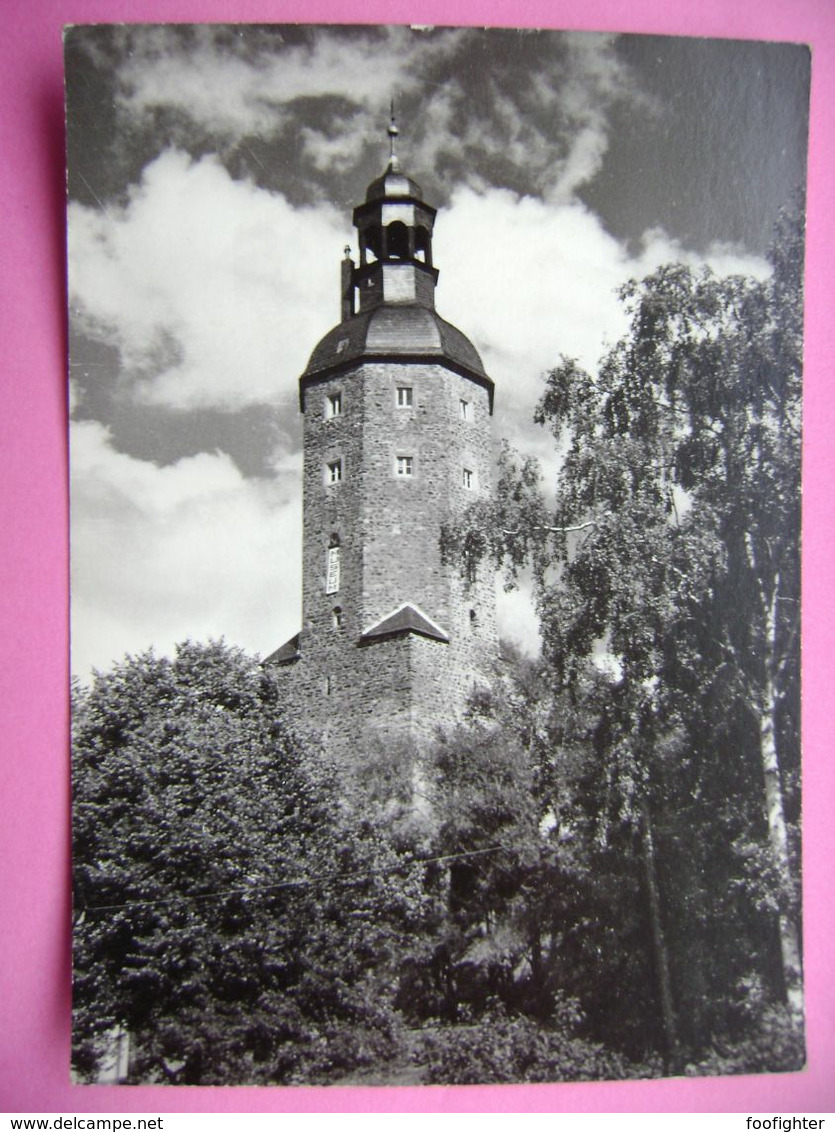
[460,398,470,421]
[469,608,478,631]
[396,386,413,408]
[396,455,414,478]
[326,458,342,484]
[332,606,343,629]
[462,467,474,489]
[326,545,341,594]
[327,391,342,417]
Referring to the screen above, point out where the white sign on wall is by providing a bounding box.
[326,546,341,594]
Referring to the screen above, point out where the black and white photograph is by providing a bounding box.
[66,24,809,1087]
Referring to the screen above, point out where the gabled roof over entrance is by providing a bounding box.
[359,603,450,645]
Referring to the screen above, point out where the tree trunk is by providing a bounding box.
[760,670,804,1024]
[749,540,804,1026]
[639,795,683,1074]
[529,922,547,1017]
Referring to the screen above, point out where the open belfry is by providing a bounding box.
[267,114,498,757]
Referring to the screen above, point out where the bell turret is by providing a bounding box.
[343,109,439,317]
[303,112,493,410]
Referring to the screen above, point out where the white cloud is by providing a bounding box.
[107,26,647,201]
[68,150,346,411]
[637,226,772,278]
[70,419,301,677]
[435,185,770,468]
[114,26,465,151]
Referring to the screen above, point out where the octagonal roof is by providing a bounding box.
[300,304,492,404]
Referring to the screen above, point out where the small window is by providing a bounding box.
[396,386,413,408]
[327,459,343,484]
[332,606,343,629]
[335,339,349,355]
[462,468,474,489]
[396,455,414,477]
[326,392,342,417]
[460,399,470,421]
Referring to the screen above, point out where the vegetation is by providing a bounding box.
[442,200,804,1073]
[72,205,803,1084]
[72,641,428,1085]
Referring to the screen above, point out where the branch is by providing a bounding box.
[500,519,600,537]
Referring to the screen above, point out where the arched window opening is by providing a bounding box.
[363,224,382,264]
[386,221,409,260]
[415,226,432,265]
[469,608,478,631]
[332,606,343,629]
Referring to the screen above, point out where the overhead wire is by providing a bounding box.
[76,843,510,915]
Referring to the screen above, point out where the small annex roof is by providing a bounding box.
[360,603,450,645]
[262,631,301,666]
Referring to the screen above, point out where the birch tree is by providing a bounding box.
[444,203,804,1048]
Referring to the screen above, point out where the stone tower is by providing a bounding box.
[267,124,498,759]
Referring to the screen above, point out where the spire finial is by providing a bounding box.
[387,98,400,171]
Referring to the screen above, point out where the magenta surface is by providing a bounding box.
[1,0,832,1113]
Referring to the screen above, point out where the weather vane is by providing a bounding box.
[387,97,399,168]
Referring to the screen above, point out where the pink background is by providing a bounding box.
[1,0,833,1114]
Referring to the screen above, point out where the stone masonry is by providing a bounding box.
[266,145,498,762]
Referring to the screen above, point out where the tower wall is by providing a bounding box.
[276,618,496,761]
[300,360,495,640]
[277,357,497,761]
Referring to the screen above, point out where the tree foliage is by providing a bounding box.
[72,640,429,1085]
[443,201,804,1066]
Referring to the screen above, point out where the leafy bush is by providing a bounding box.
[686,1005,805,1077]
[420,1008,656,1084]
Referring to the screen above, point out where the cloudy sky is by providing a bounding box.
[65,24,810,677]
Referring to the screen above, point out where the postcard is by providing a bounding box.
[65,24,809,1088]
